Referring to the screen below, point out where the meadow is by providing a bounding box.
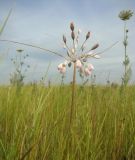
[0,6,135,160]
[0,84,135,160]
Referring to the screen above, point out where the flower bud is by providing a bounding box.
[87,50,94,55]
[75,44,78,49]
[93,54,100,59]
[126,29,129,33]
[17,49,24,53]
[86,31,90,40]
[70,22,74,31]
[71,31,75,40]
[76,60,82,68]
[71,48,75,54]
[78,29,81,34]
[63,35,66,44]
[91,43,99,50]
[68,62,72,67]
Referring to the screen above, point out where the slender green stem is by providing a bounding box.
[70,62,76,126]
[123,21,127,86]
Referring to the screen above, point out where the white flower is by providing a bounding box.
[93,54,101,59]
[77,63,94,77]
[58,63,66,74]
[87,64,94,71]
[87,50,94,55]
[63,44,66,49]
[76,60,82,68]
[60,67,66,74]
[78,29,81,34]
[84,64,94,76]
[75,44,78,49]
[71,48,75,54]
[84,68,92,76]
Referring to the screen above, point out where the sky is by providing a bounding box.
[0,0,135,84]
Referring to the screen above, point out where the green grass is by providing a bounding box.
[0,85,135,160]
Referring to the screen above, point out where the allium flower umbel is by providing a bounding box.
[58,22,100,77]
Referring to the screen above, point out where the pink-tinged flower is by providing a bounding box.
[84,67,92,76]
[58,63,66,74]
[87,64,94,71]
[58,63,63,70]
[76,60,82,68]
[59,66,66,74]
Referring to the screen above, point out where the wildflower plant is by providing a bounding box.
[10,49,30,87]
[57,22,102,124]
[119,10,133,86]
[0,22,117,126]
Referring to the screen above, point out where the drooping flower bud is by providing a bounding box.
[86,31,90,40]
[91,43,99,50]
[68,62,72,67]
[70,22,74,31]
[63,35,66,44]
[71,31,75,40]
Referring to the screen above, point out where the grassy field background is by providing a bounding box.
[0,85,135,160]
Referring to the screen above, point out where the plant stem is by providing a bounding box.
[124,21,127,85]
[70,62,76,126]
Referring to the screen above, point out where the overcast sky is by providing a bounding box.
[0,0,135,84]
